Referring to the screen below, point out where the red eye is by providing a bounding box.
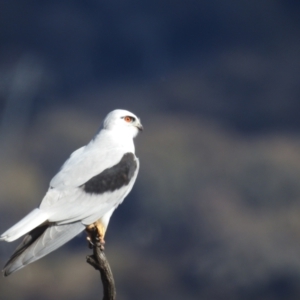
[124,116,132,123]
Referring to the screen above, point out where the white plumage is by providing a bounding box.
[0,109,142,276]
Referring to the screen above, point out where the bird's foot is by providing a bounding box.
[86,223,105,250]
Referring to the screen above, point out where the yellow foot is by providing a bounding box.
[86,220,106,249]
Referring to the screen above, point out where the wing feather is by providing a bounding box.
[3,222,85,276]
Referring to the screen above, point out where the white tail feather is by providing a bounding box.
[0,209,48,242]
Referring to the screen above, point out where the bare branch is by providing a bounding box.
[86,231,116,300]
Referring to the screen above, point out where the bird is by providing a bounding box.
[0,109,143,276]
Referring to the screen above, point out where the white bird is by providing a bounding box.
[0,109,143,276]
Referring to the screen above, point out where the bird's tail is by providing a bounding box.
[3,221,85,276]
[0,208,49,242]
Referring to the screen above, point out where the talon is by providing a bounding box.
[87,236,94,249]
[99,237,105,250]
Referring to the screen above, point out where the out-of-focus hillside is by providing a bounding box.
[1,107,300,299]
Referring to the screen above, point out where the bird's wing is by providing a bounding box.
[0,150,139,242]
[40,148,139,225]
[49,143,126,189]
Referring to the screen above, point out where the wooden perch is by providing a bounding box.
[86,230,116,300]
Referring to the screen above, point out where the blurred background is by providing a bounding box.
[0,1,300,299]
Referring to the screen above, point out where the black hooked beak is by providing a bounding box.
[136,122,144,131]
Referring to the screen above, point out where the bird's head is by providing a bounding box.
[103,109,143,138]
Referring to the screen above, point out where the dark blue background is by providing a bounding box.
[1,1,300,299]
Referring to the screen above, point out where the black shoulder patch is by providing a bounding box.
[81,152,137,194]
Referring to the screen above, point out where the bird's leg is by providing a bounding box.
[86,220,106,250]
